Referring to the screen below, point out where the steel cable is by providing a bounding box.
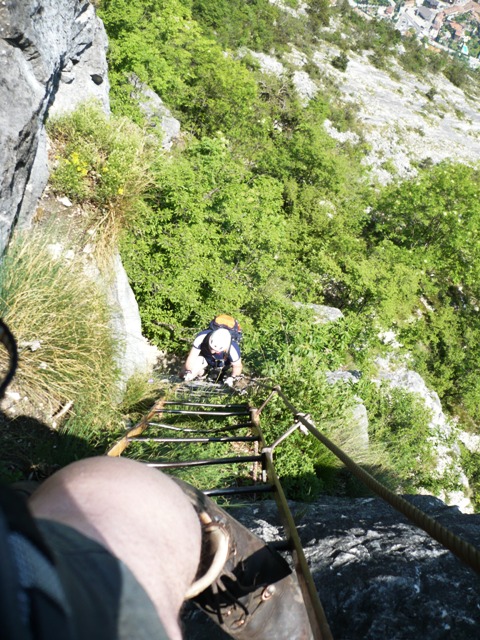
[256,383,480,576]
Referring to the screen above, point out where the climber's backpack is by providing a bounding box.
[208,314,243,343]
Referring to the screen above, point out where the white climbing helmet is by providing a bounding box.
[208,328,231,353]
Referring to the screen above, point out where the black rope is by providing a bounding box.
[0,320,17,399]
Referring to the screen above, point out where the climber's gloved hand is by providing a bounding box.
[184,370,195,382]
[224,376,235,388]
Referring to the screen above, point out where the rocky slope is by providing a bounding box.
[2,4,480,636]
[249,29,480,184]
[314,43,480,184]
[182,495,480,639]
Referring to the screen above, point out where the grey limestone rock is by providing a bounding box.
[182,495,480,639]
[109,254,160,389]
[129,74,181,150]
[292,301,345,324]
[0,0,108,254]
[0,1,157,383]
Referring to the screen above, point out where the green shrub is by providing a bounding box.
[370,162,480,411]
[120,133,293,348]
[48,102,154,253]
[331,52,349,72]
[444,58,469,89]
[188,0,283,51]
[460,445,480,511]
[306,0,331,31]
[360,382,436,491]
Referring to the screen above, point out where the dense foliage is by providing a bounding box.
[44,0,480,501]
[370,163,480,419]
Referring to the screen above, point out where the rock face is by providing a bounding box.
[242,37,480,186]
[48,3,110,118]
[129,74,181,150]
[182,495,480,639]
[292,301,345,324]
[311,45,480,185]
[109,254,159,387]
[0,1,109,254]
[374,356,472,512]
[0,1,158,380]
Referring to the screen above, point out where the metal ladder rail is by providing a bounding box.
[106,396,169,457]
[132,391,331,639]
[249,410,333,640]
[109,391,262,488]
[106,385,331,639]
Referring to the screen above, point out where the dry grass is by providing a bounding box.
[47,102,156,265]
[0,228,120,427]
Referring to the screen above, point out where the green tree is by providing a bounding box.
[371,162,480,414]
[120,135,291,346]
[331,52,349,72]
[100,0,260,139]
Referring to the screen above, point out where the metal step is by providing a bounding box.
[204,483,274,497]
[156,408,250,416]
[145,422,254,433]
[145,454,263,469]
[128,435,260,444]
[164,401,249,409]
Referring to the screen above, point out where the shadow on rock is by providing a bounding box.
[0,410,101,485]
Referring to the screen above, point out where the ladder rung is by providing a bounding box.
[204,484,275,496]
[146,455,263,469]
[164,401,249,409]
[128,436,260,443]
[146,422,254,433]
[156,409,250,416]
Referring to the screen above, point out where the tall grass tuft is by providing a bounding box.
[0,228,121,434]
[47,101,155,261]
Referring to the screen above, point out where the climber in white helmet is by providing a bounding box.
[182,325,242,384]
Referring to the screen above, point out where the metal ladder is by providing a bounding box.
[106,378,333,639]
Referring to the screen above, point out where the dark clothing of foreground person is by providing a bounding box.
[2,456,313,639]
